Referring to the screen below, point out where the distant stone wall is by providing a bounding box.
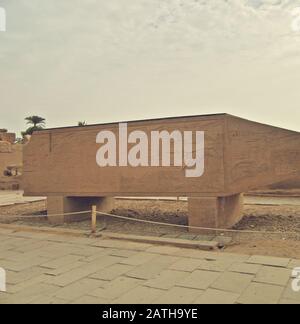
[0,130,16,144]
[0,141,12,153]
[0,129,23,190]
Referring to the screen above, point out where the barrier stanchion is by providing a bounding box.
[91,205,97,234]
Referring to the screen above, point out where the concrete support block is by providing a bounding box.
[188,194,243,233]
[218,194,244,228]
[47,196,114,224]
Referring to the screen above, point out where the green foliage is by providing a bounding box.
[25,116,46,127]
[22,116,46,136]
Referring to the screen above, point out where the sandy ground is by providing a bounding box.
[1,197,300,258]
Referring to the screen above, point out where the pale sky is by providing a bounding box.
[0,0,300,135]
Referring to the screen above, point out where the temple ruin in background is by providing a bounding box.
[0,129,23,190]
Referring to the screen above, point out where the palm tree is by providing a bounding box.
[25,116,46,128]
[23,116,46,135]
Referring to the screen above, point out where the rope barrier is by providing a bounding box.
[0,207,299,237]
[96,211,300,236]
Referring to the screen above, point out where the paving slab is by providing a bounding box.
[42,261,87,276]
[67,245,107,258]
[196,258,234,272]
[107,249,138,258]
[1,283,60,304]
[47,256,123,287]
[0,256,49,272]
[247,255,290,268]
[125,255,179,280]
[144,270,188,290]
[88,277,143,300]
[228,262,262,275]
[169,258,204,272]
[6,266,46,285]
[193,288,239,304]
[113,286,164,304]
[54,278,106,301]
[31,296,68,304]
[254,266,291,286]
[210,272,253,294]
[156,287,204,304]
[71,295,108,304]
[177,270,220,290]
[119,252,157,266]
[238,282,285,304]
[40,255,82,270]
[90,264,133,281]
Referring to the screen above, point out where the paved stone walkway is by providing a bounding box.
[0,228,299,304]
[0,191,45,207]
